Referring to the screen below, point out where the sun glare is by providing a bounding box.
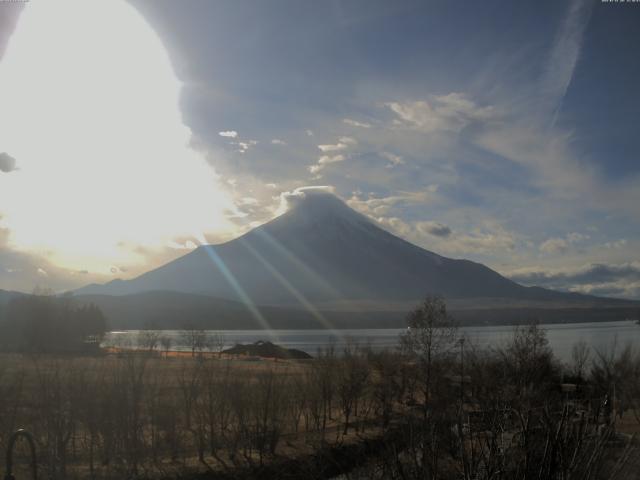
[0,1,235,273]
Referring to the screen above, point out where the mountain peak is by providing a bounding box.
[76,186,600,308]
[277,187,372,228]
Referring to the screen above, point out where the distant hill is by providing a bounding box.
[70,290,640,331]
[72,290,406,329]
[2,287,636,331]
[76,191,617,310]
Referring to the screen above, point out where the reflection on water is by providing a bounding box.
[105,320,640,362]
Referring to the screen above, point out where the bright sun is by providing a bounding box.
[0,0,236,273]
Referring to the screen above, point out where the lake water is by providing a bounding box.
[105,320,640,363]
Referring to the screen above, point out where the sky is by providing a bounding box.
[0,0,639,299]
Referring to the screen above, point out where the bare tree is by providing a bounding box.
[137,330,161,354]
[571,339,591,381]
[591,340,636,422]
[182,327,208,358]
[401,295,457,403]
[337,343,370,434]
[371,351,400,428]
[207,332,226,355]
[160,334,172,358]
[497,320,558,403]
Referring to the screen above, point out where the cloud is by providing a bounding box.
[0,224,103,291]
[278,186,336,213]
[308,136,358,174]
[542,0,594,123]
[386,93,497,134]
[604,239,627,249]
[108,265,132,274]
[343,118,372,128]
[219,130,238,138]
[570,283,639,298]
[469,0,595,194]
[318,154,345,165]
[271,139,286,145]
[235,140,258,153]
[508,262,640,299]
[445,225,517,254]
[348,189,438,217]
[317,136,357,152]
[309,154,346,174]
[539,238,569,254]
[511,262,640,286]
[167,239,197,250]
[539,232,589,254]
[417,221,452,238]
[374,216,414,238]
[348,192,520,256]
[0,152,16,172]
[381,151,404,168]
[372,215,517,255]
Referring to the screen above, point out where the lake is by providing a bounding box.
[105,320,640,363]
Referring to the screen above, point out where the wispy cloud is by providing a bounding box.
[235,140,258,153]
[372,215,518,255]
[386,93,497,134]
[308,136,358,174]
[381,152,404,168]
[603,239,627,250]
[509,262,640,299]
[309,154,346,174]
[343,118,372,128]
[317,136,357,152]
[417,221,452,238]
[219,130,238,138]
[539,232,589,254]
[348,189,438,217]
[542,0,594,125]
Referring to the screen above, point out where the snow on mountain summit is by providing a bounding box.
[277,188,372,226]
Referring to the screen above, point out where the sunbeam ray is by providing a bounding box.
[238,237,343,336]
[196,239,275,334]
[251,227,358,309]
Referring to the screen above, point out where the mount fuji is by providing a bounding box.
[77,190,598,308]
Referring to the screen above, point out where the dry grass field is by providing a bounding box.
[0,348,396,479]
[3,319,640,479]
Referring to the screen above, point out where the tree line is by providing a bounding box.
[0,290,107,353]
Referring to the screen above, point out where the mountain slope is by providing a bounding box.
[75,191,598,306]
